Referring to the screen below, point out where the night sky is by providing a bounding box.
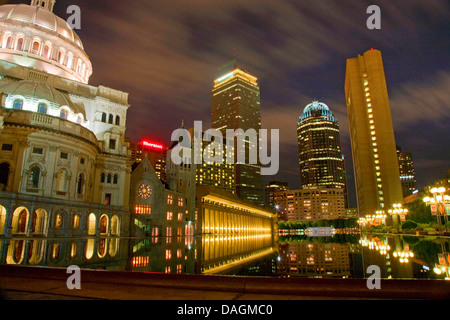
[6,0,450,206]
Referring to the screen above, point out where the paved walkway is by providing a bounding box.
[1,265,449,300]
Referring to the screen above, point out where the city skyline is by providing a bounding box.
[13,0,448,206]
[0,0,450,302]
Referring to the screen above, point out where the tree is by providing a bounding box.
[404,200,432,223]
[401,220,418,230]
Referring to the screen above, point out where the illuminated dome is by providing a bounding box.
[0,1,92,84]
[0,79,86,123]
[300,100,336,123]
[302,100,330,114]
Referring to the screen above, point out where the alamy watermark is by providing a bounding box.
[66,265,81,290]
[66,5,81,30]
[367,5,381,30]
[366,265,381,290]
[170,121,279,176]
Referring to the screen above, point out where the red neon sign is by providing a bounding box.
[141,140,164,150]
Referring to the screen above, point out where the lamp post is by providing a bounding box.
[388,203,408,233]
[423,187,449,235]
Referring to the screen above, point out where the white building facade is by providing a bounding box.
[0,1,132,265]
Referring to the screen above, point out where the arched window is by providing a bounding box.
[31,209,46,235]
[67,52,73,69]
[115,115,120,126]
[28,166,40,189]
[113,174,118,184]
[13,99,23,110]
[76,59,82,74]
[100,172,105,183]
[42,43,51,58]
[81,63,86,77]
[76,173,85,195]
[110,215,119,236]
[0,162,10,191]
[0,205,7,235]
[55,169,69,193]
[101,112,106,122]
[55,213,63,228]
[37,102,47,114]
[16,37,24,51]
[87,213,96,235]
[108,114,113,124]
[107,173,112,184]
[4,35,12,49]
[73,214,80,229]
[99,215,108,234]
[17,209,27,233]
[60,109,68,120]
[57,49,64,64]
[31,40,40,54]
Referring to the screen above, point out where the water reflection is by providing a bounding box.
[0,233,449,280]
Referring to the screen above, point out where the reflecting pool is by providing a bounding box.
[0,233,449,280]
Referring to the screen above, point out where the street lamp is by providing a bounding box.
[393,250,414,263]
[388,203,408,233]
[423,187,449,235]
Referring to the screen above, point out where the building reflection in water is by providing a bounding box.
[0,234,449,280]
[276,242,353,278]
[0,237,126,270]
[199,234,276,274]
[130,236,196,274]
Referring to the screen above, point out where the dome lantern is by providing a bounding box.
[0,1,92,84]
[30,0,56,12]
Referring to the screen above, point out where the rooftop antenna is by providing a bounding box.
[217,48,238,76]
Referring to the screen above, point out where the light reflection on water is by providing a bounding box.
[0,233,449,280]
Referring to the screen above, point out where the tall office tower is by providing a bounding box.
[396,146,417,197]
[297,100,348,207]
[211,67,264,205]
[344,49,403,217]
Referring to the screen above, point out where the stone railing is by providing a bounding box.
[2,109,98,146]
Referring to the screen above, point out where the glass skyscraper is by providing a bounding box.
[297,100,348,206]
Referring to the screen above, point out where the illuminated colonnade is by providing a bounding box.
[197,188,276,236]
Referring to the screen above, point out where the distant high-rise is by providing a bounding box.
[396,146,417,197]
[265,181,289,208]
[345,49,403,217]
[188,128,235,194]
[211,67,264,205]
[130,140,167,182]
[297,101,348,207]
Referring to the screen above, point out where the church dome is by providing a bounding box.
[0,79,86,120]
[0,3,83,50]
[0,1,92,84]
